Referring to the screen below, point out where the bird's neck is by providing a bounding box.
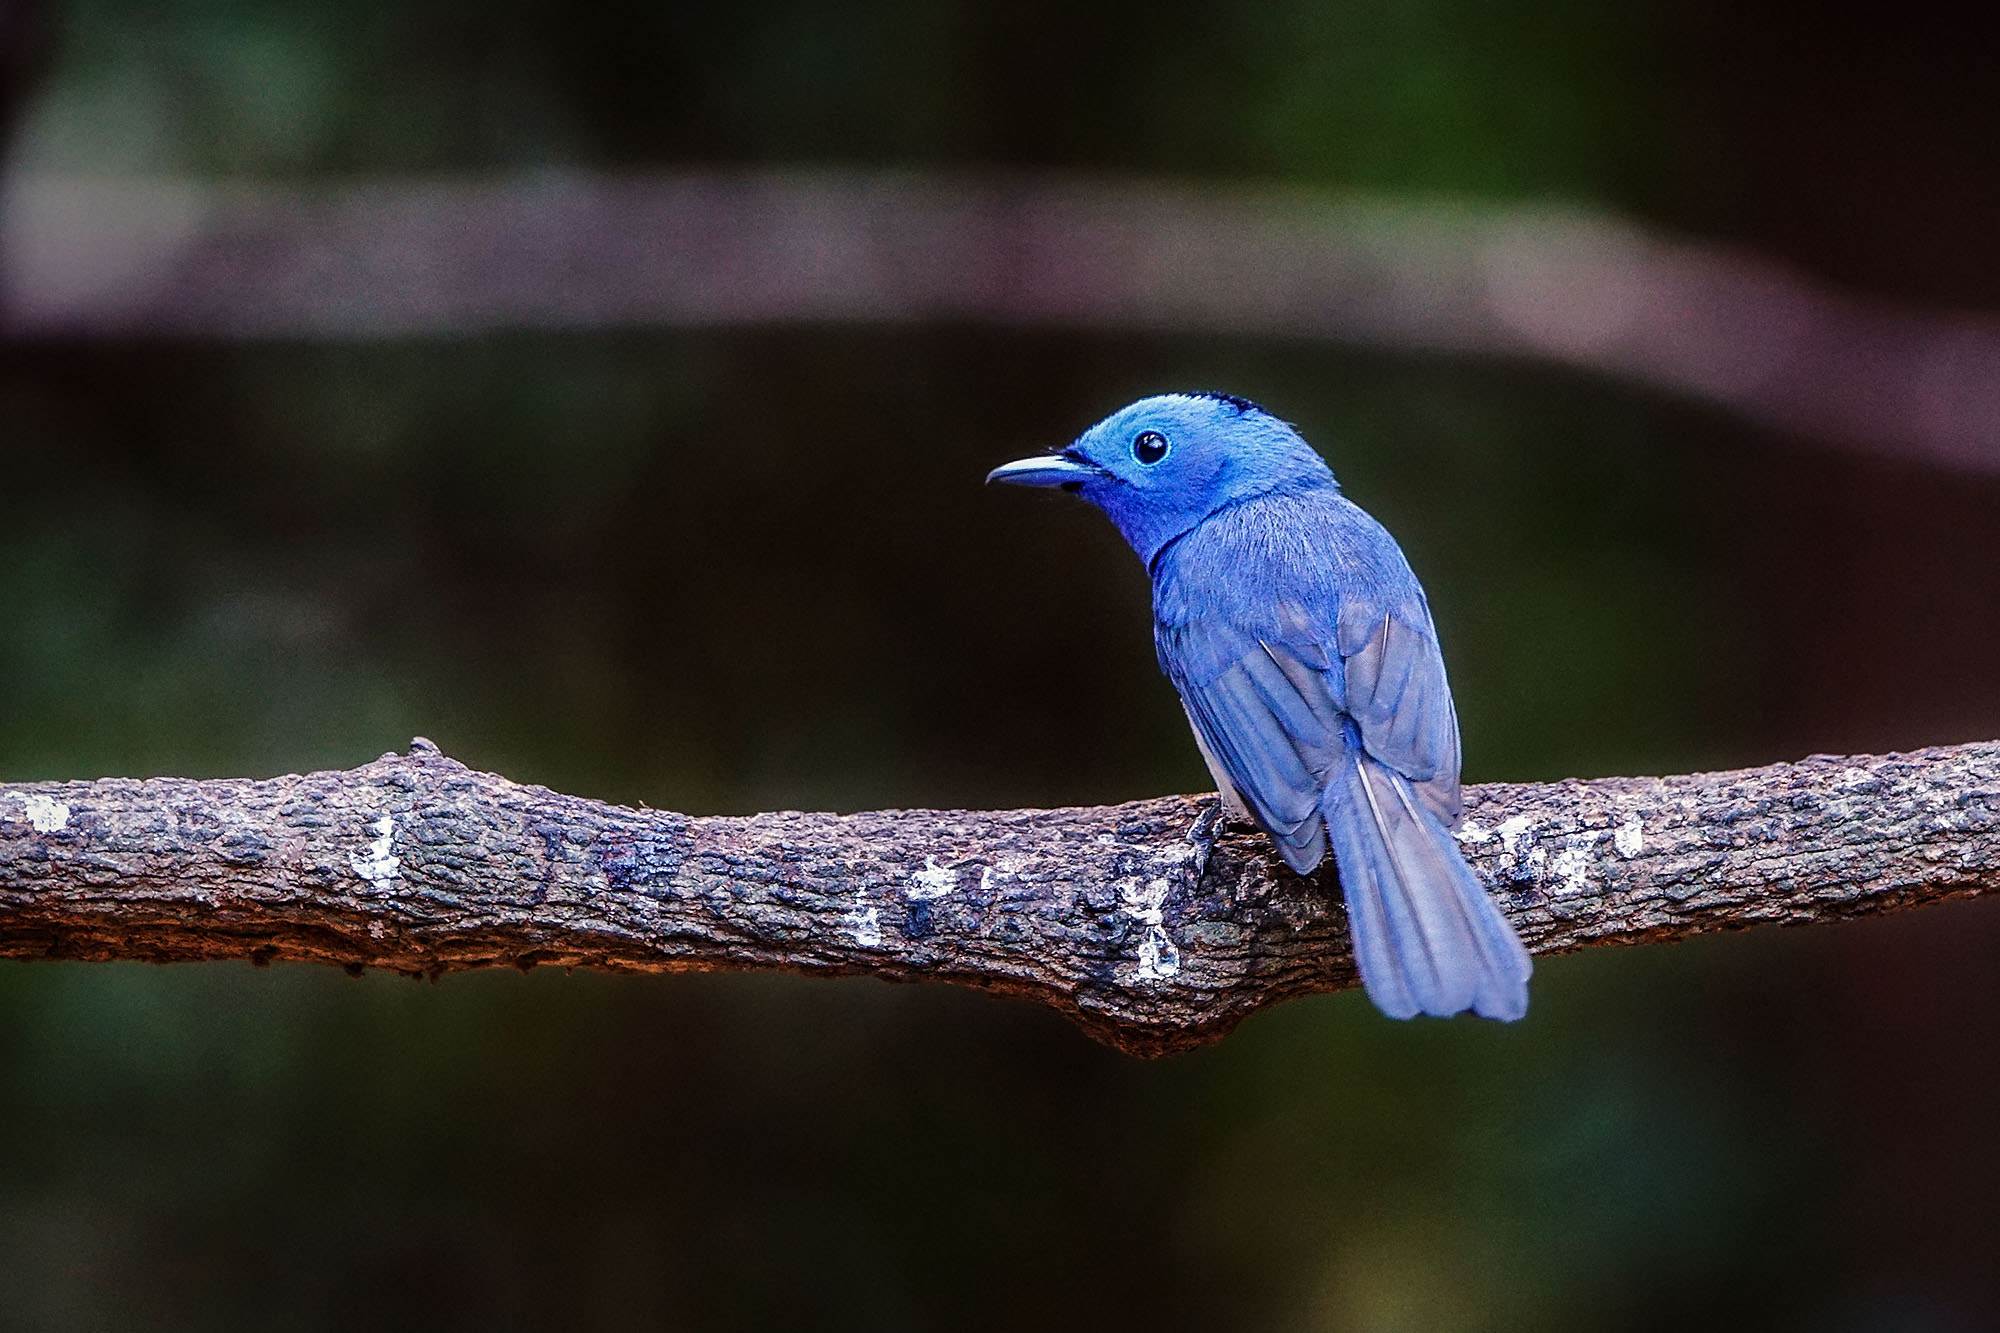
[1120,474,1337,572]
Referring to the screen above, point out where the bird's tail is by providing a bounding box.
[1325,752,1531,1020]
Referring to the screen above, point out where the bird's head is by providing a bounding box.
[987,392,1334,565]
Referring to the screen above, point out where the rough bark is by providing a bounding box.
[3,738,1996,1055]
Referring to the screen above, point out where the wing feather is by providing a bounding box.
[1338,599,1462,823]
[1162,620,1348,873]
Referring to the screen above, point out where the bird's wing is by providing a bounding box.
[1158,586,1465,871]
[1335,592,1463,827]
[1157,610,1350,874]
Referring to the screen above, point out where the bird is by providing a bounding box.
[987,392,1531,1021]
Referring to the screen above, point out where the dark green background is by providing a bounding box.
[4,1,1999,1328]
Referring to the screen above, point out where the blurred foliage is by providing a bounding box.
[17,0,1654,200]
[5,0,2000,1328]
[20,0,2000,306]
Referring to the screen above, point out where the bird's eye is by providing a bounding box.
[1132,430,1169,465]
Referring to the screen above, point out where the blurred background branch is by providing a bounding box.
[6,739,1996,1056]
[5,171,2000,472]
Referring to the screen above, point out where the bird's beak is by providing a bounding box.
[985,454,1099,488]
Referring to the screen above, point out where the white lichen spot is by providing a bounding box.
[1549,837,1595,897]
[1614,814,1644,858]
[977,865,996,894]
[1495,814,1536,856]
[1453,819,1493,845]
[347,814,401,886]
[19,793,70,833]
[1136,925,1181,981]
[845,902,882,947]
[906,856,957,900]
[1121,877,1181,981]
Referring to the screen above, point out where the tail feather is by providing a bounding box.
[1326,753,1531,1020]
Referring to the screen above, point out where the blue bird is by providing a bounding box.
[988,392,1531,1020]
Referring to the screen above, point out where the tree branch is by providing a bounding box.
[3,738,1996,1055]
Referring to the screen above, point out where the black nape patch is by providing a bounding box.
[1191,390,1265,416]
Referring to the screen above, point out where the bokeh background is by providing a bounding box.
[4,1,2000,1328]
